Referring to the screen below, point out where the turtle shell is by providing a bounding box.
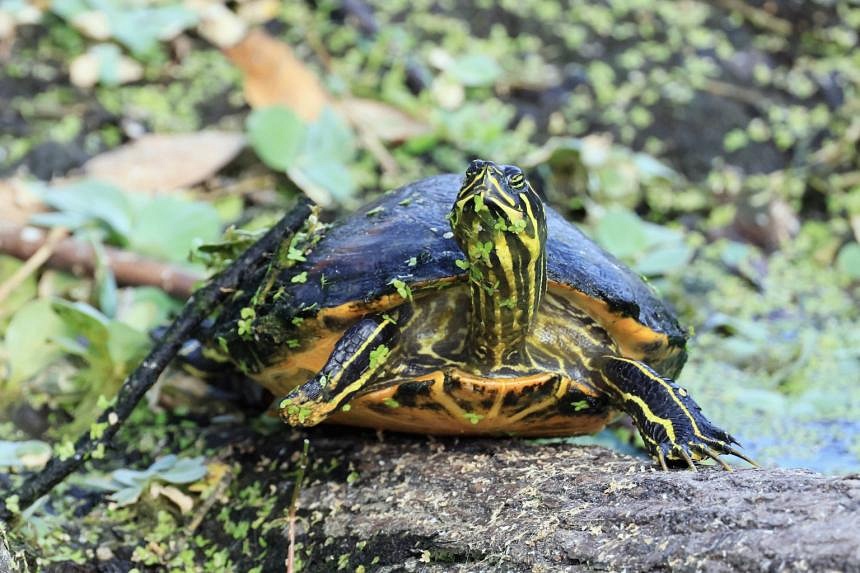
[217,174,688,383]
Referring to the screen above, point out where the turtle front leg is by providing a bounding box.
[597,356,756,470]
[278,313,400,426]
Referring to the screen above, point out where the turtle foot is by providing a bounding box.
[649,422,758,472]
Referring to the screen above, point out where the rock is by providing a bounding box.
[297,434,860,572]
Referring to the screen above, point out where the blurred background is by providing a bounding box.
[0,0,858,567]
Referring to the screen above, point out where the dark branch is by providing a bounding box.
[0,199,312,522]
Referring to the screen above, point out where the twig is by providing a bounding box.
[0,226,68,305]
[701,79,771,108]
[0,198,312,522]
[714,0,793,37]
[0,222,202,299]
[287,439,310,573]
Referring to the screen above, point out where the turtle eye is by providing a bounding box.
[505,167,526,190]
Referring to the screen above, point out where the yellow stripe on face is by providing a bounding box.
[487,173,517,206]
[458,165,486,199]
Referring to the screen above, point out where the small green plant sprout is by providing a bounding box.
[473,194,487,212]
[508,217,527,233]
[570,400,590,412]
[84,455,208,510]
[237,307,256,338]
[469,241,493,265]
[369,344,391,369]
[390,279,413,301]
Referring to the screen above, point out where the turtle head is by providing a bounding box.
[450,159,547,278]
[449,159,547,367]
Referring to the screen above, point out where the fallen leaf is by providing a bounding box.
[150,483,195,514]
[0,440,52,470]
[337,97,430,143]
[188,461,230,494]
[83,131,246,193]
[0,179,45,225]
[70,10,110,40]
[235,0,281,24]
[0,1,42,40]
[69,44,143,88]
[247,106,357,207]
[223,28,329,120]
[188,0,246,48]
[57,1,198,54]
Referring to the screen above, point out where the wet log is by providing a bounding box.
[296,436,860,572]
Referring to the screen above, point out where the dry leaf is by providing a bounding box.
[0,179,45,225]
[69,44,144,89]
[235,0,281,24]
[83,131,246,193]
[150,483,195,514]
[188,461,230,494]
[337,97,430,143]
[223,28,329,120]
[70,10,111,40]
[189,0,246,48]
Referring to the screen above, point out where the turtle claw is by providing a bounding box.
[648,427,757,471]
[677,447,697,472]
[697,444,734,471]
[656,449,669,472]
[705,439,759,468]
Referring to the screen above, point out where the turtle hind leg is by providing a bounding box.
[597,355,757,471]
[278,313,400,426]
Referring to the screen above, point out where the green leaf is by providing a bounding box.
[51,299,110,351]
[37,180,133,242]
[0,256,37,322]
[248,106,357,206]
[110,485,144,506]
[106,321,149,368]
[91,238,118,317]
[109,4,198,54]
[89,43,123,86]
[115,287,182,332]
[247,106,306,171]
[595,208,646,259]
[836,242,860,279]
[634,244,693,276]
[0,440,52,470]
[129,195,221,263]
[3,299,69,386]
[446,54,503,87]
[52,0,198,55]
[288,108,357,206]
[156,456,207,484]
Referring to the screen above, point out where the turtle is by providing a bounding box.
[210,159,755,470]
